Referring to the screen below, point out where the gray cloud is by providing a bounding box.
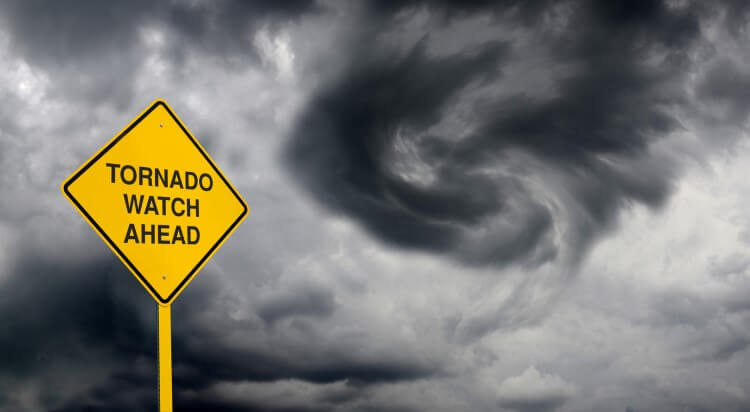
[0,0,318,109]
[256,281,336,325]
[285,39,518,253]
[3,1,750,411]
[709,253,750,279]
[283,0,707,268]
[497,366,575,412]
[0,248,440,411]
[697,58,750,124]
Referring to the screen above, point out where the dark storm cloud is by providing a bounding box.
[500,398,567,412]
[50,368,157,412]
[172,280,437,388]
[284,0,707,267]
[718,0,750,35]
[0,0,318,108]
[285,39,515,253]
[697,59,750,124]
[0,0,318,62]
[0,254,157,411]
[256,282,336,325]
[0,250,437,411]
[4,1,750,411]
[368,0,557,21]
[0,256,153,380]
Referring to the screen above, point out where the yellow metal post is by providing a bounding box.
[158,304,173,412]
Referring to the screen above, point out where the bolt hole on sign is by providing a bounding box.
[61,99,249,412]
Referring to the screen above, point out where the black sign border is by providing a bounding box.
[63,100,248,305]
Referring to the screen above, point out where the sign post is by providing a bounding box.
[61,99,248,411]
[159,304,172,411]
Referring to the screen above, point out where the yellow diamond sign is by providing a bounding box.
[62,99,248,305]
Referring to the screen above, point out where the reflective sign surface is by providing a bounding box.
[62,99,248,305]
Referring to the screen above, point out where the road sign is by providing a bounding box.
[62,99,248,305]
[62,99,248,411]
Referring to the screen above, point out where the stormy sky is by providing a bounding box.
[1,0,750,411]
